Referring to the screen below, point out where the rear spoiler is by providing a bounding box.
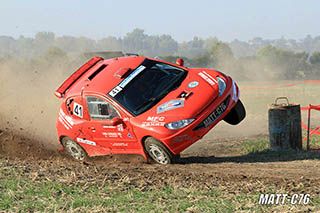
[54,57,104,98]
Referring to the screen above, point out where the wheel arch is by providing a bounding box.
[59,135,67,145]
[141,135,174,155]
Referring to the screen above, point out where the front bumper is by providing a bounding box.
[161,78,239,154]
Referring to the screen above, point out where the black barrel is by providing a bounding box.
[268,97,302,150]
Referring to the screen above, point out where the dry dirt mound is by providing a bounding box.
[0,128,146,164]
[0,129,57,160]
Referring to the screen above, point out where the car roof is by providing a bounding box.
[66,56,146,98]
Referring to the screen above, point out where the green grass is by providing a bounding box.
[0,175,303,212]
[0,172,248,212]
[238,135,320,163]
[240,134,320,154]
[240,138,269,153]
[1,157,319,212]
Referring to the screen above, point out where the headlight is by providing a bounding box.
[217,76,226,96]
[165,119,195,130]
[232,80,239,101]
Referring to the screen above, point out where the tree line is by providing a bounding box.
[0,28,320,80]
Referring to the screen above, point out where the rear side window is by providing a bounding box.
[86,96,120,120]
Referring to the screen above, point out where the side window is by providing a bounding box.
[66,98,74,115]
[86,96,120,120]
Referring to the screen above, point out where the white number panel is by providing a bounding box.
[73,102,83,118]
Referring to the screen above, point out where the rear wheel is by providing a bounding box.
[62,137,87,161]
[144,137,173,165]
[223,99,246,125]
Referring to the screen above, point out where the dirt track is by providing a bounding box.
[1,128,320,198]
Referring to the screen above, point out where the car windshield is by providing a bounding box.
[109,59,187,116]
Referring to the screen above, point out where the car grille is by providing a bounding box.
[193,96,230,131]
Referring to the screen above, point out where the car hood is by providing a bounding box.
[135,68,227,123]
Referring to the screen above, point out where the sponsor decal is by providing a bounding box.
[141,122,165,127]
[147,116,165,121]
[178,91,192,99]
[188,81,199,88]
[198,71,217,87]
[157,100,184,114]
[109,65,146,97]
[102,132,122,138]
[77,138,96,146]
[117,124,124,132]
[102,125,116,129]
[109,86,122,97]
[112,143,128,147]
[73,102,83,118]
[142,116,166,127]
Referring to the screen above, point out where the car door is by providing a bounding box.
[82,95,137,154]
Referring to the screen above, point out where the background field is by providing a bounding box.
[1,76,320,212]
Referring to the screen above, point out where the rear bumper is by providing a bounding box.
[161,79,239,154]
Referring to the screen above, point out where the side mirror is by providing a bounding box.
[111,117,123,126]
[176,58,184,67]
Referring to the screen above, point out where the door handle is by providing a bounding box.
[88,127,96,131]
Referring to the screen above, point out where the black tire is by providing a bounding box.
[144,137,173,165]
[61,137,87,161]
[223,99,246,125]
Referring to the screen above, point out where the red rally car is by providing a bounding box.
[54,56,245,164]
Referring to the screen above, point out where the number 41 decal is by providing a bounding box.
[73,102,83,118]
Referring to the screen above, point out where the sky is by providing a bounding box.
[0,0,319,42]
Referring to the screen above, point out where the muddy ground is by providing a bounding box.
[1,127,320,199]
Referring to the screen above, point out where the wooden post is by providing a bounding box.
[268,97,302,150]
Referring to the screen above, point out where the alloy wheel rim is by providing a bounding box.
[149,144,168,164]
[65,140,85,160]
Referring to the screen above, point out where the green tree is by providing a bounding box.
[310,51,320,78]
[177,37,205,58]
[55,36,78,52]
[34,32,55,54]
[97,36,122,51]
[191,52,210,67]
[44,46,67,63]
[310,51,320,65]
[122,28,148,55]
[210,42,234,68]
[257,46,310,79]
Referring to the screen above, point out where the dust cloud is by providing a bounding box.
[0,58,80,150]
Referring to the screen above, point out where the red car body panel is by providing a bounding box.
[55,56,240,160]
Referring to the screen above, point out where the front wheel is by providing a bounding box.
[62,137,87,161]
[223,99,246,125]
[144,137,173,165]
